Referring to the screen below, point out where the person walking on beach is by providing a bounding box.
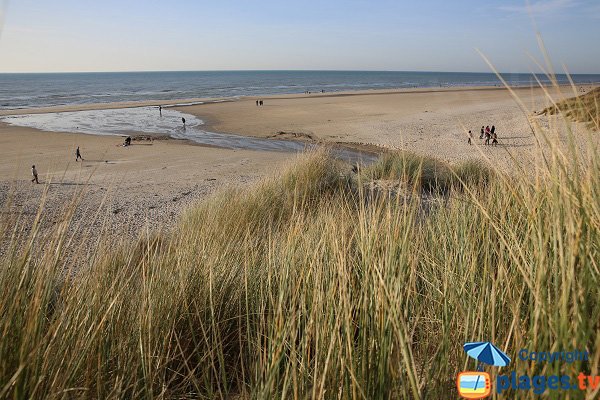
[159,105,162,116]
[182,117,186,127]
[491,131,498,146]
[76,146,84,161]
[31,165,39,184]
[259,100,263,106]
[468,130,473,145]
[485,126,491,145]
[256,100,259,106]
[480,126,484,139]
[490,125,496,137]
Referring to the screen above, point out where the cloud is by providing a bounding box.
[499,0,578,14]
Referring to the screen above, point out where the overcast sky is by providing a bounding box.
[0,0,598,73]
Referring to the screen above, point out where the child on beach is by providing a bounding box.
[468,130,472,145]
[31,165,39,184]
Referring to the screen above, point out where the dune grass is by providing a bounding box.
[362,151,495,193]
[541,86,600,130]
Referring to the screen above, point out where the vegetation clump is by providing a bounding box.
[541,87,600,130]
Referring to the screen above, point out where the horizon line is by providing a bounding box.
[1,69,600,76]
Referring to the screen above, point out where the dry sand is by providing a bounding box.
[177,85,598,170]
[1,85,597,243]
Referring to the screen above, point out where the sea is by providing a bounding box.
[1,70,599,110]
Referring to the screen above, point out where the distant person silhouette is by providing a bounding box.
[76,146,84,161]
[259,100,263,106]
[480,126,484,139]
[182,117,186,126]
[159,105,162,116]
[468,130,472,145]
[256,100,259,106]
[491,125,496,136]
[124,136,131,146]
[31,165,39,184]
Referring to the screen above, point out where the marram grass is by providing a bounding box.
[1,105,599,399]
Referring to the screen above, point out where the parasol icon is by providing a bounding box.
[463,341,511,368]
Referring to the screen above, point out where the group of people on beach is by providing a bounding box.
[255,100,264,106]
[468,125,498,146]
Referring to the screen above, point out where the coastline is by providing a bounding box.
[1,83,597,241]
[2,83,597,165]
[1,83,593,117]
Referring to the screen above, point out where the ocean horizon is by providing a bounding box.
[1,70,599,110]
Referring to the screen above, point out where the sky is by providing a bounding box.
[0,0,598,74]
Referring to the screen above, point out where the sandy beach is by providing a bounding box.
[1,85,597,241]
[177,85,598,167]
